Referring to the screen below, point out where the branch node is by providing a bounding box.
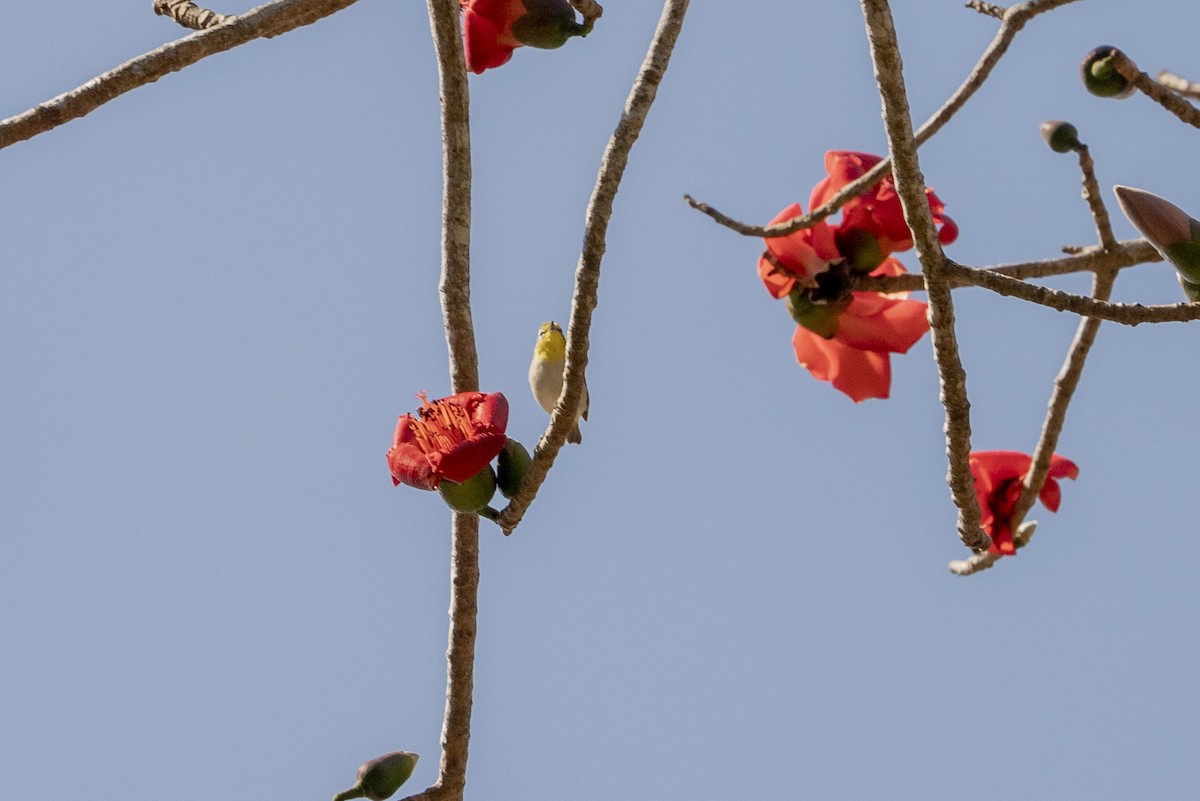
[153,0,233,30]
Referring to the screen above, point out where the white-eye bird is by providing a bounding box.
[529,321,588,444]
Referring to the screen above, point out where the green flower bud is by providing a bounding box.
[438,466,497,513]
[496,438,533,499]
[511,0,591,50]
[787,288,840,339]
[1039,120,1082,153]
[334,751,419,801]
[1081,46,1134,99]
[834,227,885,274]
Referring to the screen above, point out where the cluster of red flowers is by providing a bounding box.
[758,151,957,402]
[969,451,1079,556]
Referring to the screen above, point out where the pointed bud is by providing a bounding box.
[834,228,885,274]
[334,751,419,801]
[511,0,591,50]
[1081,46,1134,98]
[1039,120,1082,153]
[438,465,497,513]
[787,288,840,339]
[1113,185,1200,288]
[496,438,533,499]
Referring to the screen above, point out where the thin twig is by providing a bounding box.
[684,0,1081,238]
[953,146,1117,574]
[966,1,1005,19]
[1114,51,1200,130]
[861,0,987,551]
[567,0,604,28]
[852,238,1160,293]
[1076,144,1116,249]
[496,0,692,535]
[1156,70,1200,100]
[153,0,233,29]
[944,261,1200,324]
[0,0,362,149]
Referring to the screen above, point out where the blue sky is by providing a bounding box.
[3,2,1199,799]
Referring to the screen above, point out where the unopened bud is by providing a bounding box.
[1081,46,1134,99]
[334,751,419,801]
[496,438,533,499]
[1113,185,1200,291]
[1039,120,1082,153]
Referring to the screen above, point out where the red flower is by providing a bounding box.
[969,450,1080,556]
[790,258,929,402]
[388,391,509,490]
[808,151,958,256]
[461,0,590,75]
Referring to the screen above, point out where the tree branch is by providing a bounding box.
[496,0,692,535]
[0,0,362,150]
[861,0,987,551]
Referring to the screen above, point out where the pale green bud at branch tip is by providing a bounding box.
[1113,185,1200,294]
[334,751,419,801]
[1039,120,1082,153]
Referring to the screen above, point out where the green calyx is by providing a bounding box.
[1162,219,1200,285]
[1039,120,1082,153]
[787,288,841,339]
[438,466,497,513]
[497,438,533,499]
[1081,46,1133,98]
[835,228,884,274]
[512,0,592,50]
[334,751,419,801]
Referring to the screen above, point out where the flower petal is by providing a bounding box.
[792,326,891,402]
[836,295,929,354]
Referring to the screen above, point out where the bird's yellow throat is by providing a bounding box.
[535,327,567,362]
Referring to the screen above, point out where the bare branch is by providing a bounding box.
[0,0,362,149]
[497,0,692,535]
[944,261,1200,324]
[1156,69,1200,99]
[685,0,1082,238]
[861,0,987,551]
[1115,50,1200,130]
[153,0,233,30]
[852,239,1160,293]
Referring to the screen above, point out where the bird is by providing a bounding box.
[528,321,588,444]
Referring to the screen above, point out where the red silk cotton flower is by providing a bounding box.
[969,450,1080,556]
[808,151,958,258]
[461,0,591,74]
[388,391,509,490]
[758,203,930,402]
